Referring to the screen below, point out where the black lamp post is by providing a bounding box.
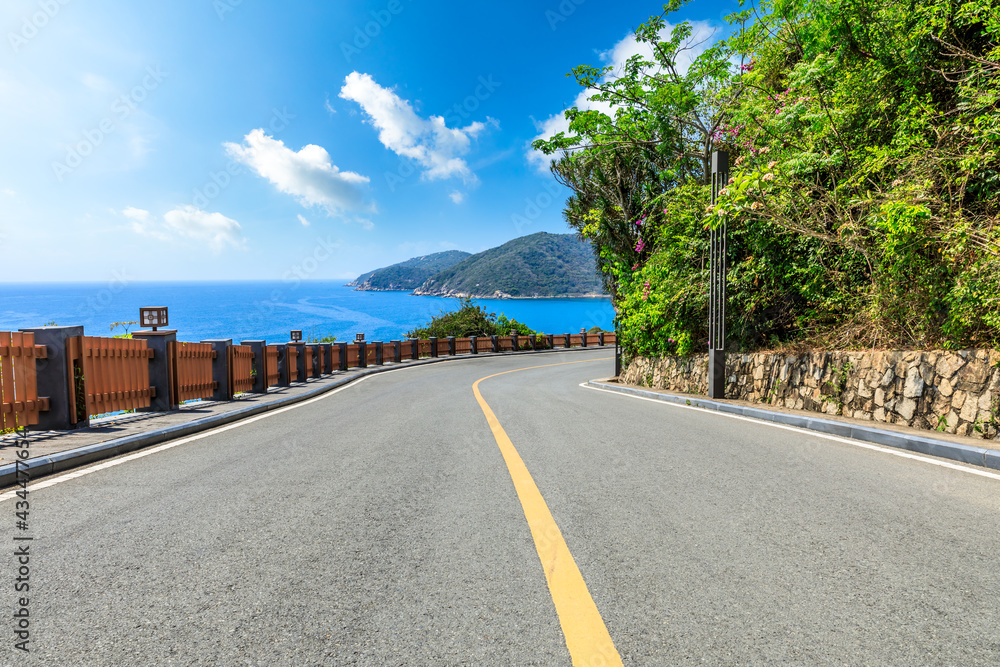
[708,151,729,399]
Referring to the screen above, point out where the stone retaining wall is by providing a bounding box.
[622,349,1000,440]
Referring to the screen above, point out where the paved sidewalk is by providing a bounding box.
[588,378,1000,471]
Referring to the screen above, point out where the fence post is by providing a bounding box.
[375,341,383,365]
[240,340,268,393]
[428,337,438,358]
[133,329,178,411]
[390,340,400,363]
[319,343,332,374]
[447,337,455,356]
[274,344,291,387]
[17,326,80,430]
[200,339,231,401]
[547,334,554,349]
[358,341,367,368]
[470,336,478,354]
[598,332,605,346]
[311,345,321,378]
[407,338,417,360]
[337,342,348,371]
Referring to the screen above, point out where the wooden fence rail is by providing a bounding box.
[303,345,314,379]
[286,345,298,383]
[5,324,615,431]
[170,341,216,404]
[265,346,280,387]
[0,331,49,430]
[229,345,255,396]
[69,336,154,419]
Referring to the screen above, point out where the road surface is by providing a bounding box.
[4,348,999,665]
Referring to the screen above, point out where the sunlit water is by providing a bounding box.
[0,281,614,343]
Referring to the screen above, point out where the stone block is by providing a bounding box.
[874,407,886,422]
[880,367,895,387]
[896,398,917,421]
[874,387,885,406]
[977,390,993,412]
[961,394,980,422]
[930,394,951,416]
[956,361,988,389]
[938,377,953,397]
[945,410,960,432]
[903,366,924,398]
[952,390,967,411]
[935,354,963,379]
[920,362,935,386]
[858,379,873,399]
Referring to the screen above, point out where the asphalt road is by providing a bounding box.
[4,348,999,665]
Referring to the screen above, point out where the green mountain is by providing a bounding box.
[413,232,606,298]
[347,250,472,291]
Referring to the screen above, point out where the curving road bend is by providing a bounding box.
[4,348,1000,665]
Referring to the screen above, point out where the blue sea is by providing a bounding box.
[0,281,614,343]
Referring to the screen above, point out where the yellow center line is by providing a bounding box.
[472,357,623,667]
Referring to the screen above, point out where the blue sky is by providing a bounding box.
[1,0,738,283]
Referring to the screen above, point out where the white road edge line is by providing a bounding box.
[0,368,417,503]
[581,382,1000,482]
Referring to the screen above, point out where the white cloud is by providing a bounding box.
[449,190,464,204]
[324,96,336,115]
[527,21,720,172]
[339,72,490,184]
[297,214,310,226]
[1,188,15,196]
[225,129,371,216]
[125,205,244,252]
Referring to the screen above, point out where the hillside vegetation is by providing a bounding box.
[405,298,536,338]
[348,250,471,291]
[413,232,606,297]
[533,0,1000,358]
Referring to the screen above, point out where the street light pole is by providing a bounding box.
[708,151,729,399]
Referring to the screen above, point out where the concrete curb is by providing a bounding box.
[0,345,611,488]
[587,380,1000,472]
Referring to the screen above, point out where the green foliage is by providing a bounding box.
[306,333,337,343]
[351,250,472,291]
[405,298,536,338]
[534,0,1000,357]
[415,232,605,297]
[109,321,137,338]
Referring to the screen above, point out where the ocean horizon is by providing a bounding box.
[0,280,615,344]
